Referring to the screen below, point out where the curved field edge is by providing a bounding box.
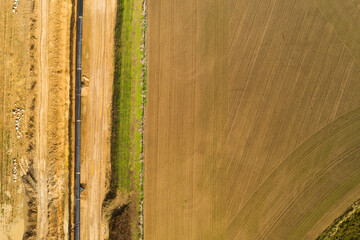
[317,198,360,239]
[227,106,360,239]
[103,0,146,239]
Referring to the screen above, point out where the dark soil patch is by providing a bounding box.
[109,204,131,240]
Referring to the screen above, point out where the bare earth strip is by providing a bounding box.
[37,0,49,236]
[36,0,72,238]
[80,0,116,239]
[0,0,38,238]
[0,0,71,239]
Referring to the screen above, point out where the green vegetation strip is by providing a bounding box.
[317,199,360,240]
[112,0,144,193]
[108,0,146,238]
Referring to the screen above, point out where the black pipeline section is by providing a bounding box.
[75,0,83,239]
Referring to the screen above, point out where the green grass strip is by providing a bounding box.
[317,199,360,240]
[109,0,146,238]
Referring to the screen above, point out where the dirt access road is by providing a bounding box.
[37,0,49,237]
[80,0,116,239]
[36,0,72,238]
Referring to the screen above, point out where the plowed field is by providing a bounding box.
[145,0,360,239]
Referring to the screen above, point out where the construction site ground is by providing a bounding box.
[79,0,116,239]
[0,0,72,239]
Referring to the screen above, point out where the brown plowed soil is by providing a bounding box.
[108,204,131,240]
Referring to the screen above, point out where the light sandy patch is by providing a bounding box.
[80,0,116,239]
[10,216,25,240]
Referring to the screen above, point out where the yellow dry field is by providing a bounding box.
[145,0,360,239]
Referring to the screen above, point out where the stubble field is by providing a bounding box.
[145,0,227,238]
[145,0,360,239]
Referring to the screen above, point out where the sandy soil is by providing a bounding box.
[0,0,72,239]
[80,0,116,239]
[0,0,39,238]
[1,0,114,238]
[37,0,50,236]
[35,0,72,238]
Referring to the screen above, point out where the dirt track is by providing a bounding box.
[35,0,72,238]
[0,0,34,238]
[37,0,49,237]
[80,0,116,238]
